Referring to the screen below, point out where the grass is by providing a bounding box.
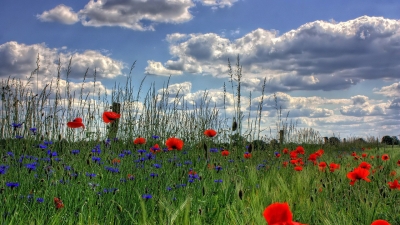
[0,57,399,224]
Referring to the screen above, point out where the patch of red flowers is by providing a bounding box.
[133,137,146,145]
[263,202,307,225]
[329,163,340,172]
[359,161,372,170]
[166,137,184,150]
[388,180,400,190]
[381,154,389,161]
[204,129,217,137]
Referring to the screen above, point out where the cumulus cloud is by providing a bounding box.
[373,82,400,97]
[37,4,79,24]
[161,16,400,92]
[158,81,192,97]
[340,102,387,117]
[197,0,239,9]
[145,60,183,76]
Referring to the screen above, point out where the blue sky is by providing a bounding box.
[0,0,399,140]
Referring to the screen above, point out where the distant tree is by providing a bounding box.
[391,136,399,145]
[329,137,340,145]
[381,136,394,145]
[354,138,366,144]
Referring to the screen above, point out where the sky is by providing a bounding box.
[0,0,399,141]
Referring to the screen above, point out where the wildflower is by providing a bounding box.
[308,153,318,165]
[275,152,281,158]
[351,152,357,157]
[153,164,161,169]
[166,137,184,151]
[359,162,372,170]
[221,150,230,156]
[318,162,327,171]
[362,153,368,158]
[150,173,158,178]
[11,123,22,128]
[214,179,223,183]
[105,167,119,173]
[127,174,135,180]
[150,144,161,154]
[102,111,121,123]
[371,220,391,225]
[204,129,217,137]
[282,161,288,167]
[315,149,324,157]
[381,154,389,161]
[111,158,121,164]
[86,173,96,178]
[295,146,305,154]
[347,167,371,186]
[388,180,400,190]
[215,165,222,172]
[15,135,24,139]
[54,197,64,209]
[133,137,146,145]
[152,135,160,139]
[92,156,101,163]
[329,163,340,172]
[29,127,37,135]
[210,148,219,153]
[243,152,252,159]
[0,165,10,175]
[389,170,396,176]
[263,202,306,225]
[282,148,289,154]
[142,194,152,200]
[290,151,298,159]
[67,117,85,129]
[36,198,44,203]
[71,149,80,155]
[6,182,19,189]
[294,166,303,171]
[25,163,37,172]
[397,160,400,166]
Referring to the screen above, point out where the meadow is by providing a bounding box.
[0,59,399,225]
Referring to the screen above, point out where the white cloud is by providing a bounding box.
[198,0,239,9]
[37,4,79,25]
[373,82,400,97]
[145,60,183,76]
[158,81,192,96]
[161,16,400,92]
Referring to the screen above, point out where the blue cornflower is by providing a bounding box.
[86,173,96,178]
[215,165,222,172]
[113,137,119,142]
[228,159,235,163]
[152,135,159,139]
[25,163,37,171]
[11,123,22,128]
[146,153,155,160]
[91,145,101,154]
[104,138,111,146]
[41,157,50,162]
[153,164,161,169]
[47,150,58,157]
[6,182,19,189]
[36,198,44,203]
[120,178,127,183]
[92,156,101,163]
[64,166,71,171]
[0,165,9,175]
[184,160,192,165]
[43,140,53,145]
[123,150,131,155]
[105,166,119,173]
[166,187,172,191]
[214,179,223,183]
[137,149,146,154]
[7,152,14,157]
[29,127,37,135]
[37,144,47,149]
[209,148,219,153]
[15,135,24,139]
[118,153,125,158]
[71,149,80,155]
[150,173,158,178]
[142,194,152,199]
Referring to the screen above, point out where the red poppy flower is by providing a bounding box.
[67,117,85,129]
[283,161,288,167]
[290,151,298,159]
[388,180,400,190]
[318,162,327,171]
[381,154,389,161]
[150,144,161,153]
[282,148,289,154]
[359,162,372,170]
[263,202,307,225]
[295,146,305,154]
[127,174,134,180]
[166,137,184,150]
[275,153,281,158]
[111,158,121,164]
[315,149,324,157]
[362,153,368,158]
[294,166,303,171]
[329,163,340,172]
[397,160,400,166]
[347,167,371,186]
[308,153,318,164]
[221,150,230,156]
[370,155,375,159]
[133,137,146,145]
[243,152,252,159]
[188,170,197,175]
[102,111,121,123]
[204,129,217,137]
[351,152,357,157]
[54,197,64,209]
[371,219,391,225]
[389,170,396,176]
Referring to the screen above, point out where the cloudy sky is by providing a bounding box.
[1,0,399,140]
